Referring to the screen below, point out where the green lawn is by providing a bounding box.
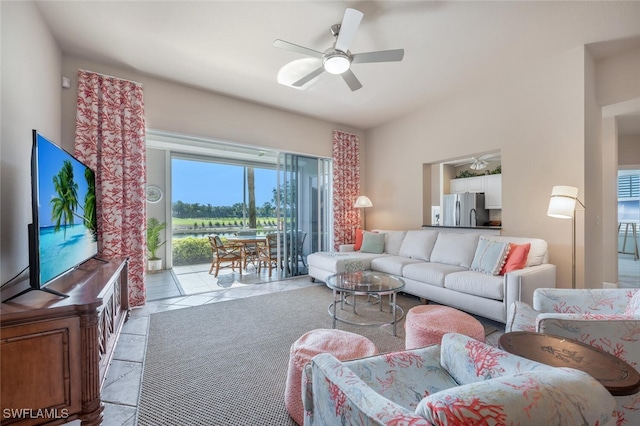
[171,217,278,227]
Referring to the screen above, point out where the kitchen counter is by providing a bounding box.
[422,225,501,235]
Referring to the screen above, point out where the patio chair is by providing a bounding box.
[235,230,259,270]
[208,235,243,277]
[289,230,307,268]
[257,233,282,277]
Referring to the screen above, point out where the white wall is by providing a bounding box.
[601,117,619,285]
[596,46,640,106]
[584,48,603,289]
[619,135,640,165]
[365,47,587,288]
[0,2,62,283]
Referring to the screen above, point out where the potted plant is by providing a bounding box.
[147,217,166,272]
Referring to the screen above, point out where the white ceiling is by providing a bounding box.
[35,1,640,131]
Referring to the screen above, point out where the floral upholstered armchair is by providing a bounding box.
[506,288,640,425]
[302,333,616,425]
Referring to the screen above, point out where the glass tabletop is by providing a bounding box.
[326,270,405,294]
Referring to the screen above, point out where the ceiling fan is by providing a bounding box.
[273,8,404,91]
[464,154,496,170]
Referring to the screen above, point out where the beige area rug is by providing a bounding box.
[137,285,499,425]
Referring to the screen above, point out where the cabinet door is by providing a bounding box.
[450,179,466,194]
[485,174,502,209]
[467,176,485,193]
[1,317,82,420]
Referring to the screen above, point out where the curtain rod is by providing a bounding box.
[78,69,143,87]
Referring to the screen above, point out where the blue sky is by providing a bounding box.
[37,134,91,227]
[172,158,277,206]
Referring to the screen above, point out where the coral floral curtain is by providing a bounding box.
[74,70,147,306]
[332,130,360,250]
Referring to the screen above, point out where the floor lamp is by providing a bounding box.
[547,185,585,289]
[354,195,373,230]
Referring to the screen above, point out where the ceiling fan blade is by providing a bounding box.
[335,8,364,52]
[352,49,405,64]
[273,39,324,59]
[292,66,325,87]
[341,69,363,91]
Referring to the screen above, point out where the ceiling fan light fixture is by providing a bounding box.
[470,160,488,170]
[323,52,351,74]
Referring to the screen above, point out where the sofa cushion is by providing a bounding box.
[402,262,467,288]
[470,237,510,275]
[506,301,539,332]
[370,256,423,276]
[500,242,531,274]
[398,230,439,261]
[307,252,384,273]
[625,289,640,315]
[360,231,385,254]
[439,333,549,386]
[383,230,407,255]
[343,344,458,412]
[415,368,615,426]
[430,232,480,268]
[444,271,504,301]
[484,236,548,266]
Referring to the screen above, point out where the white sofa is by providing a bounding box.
[307,229,556,323]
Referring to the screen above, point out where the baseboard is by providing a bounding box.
[602,281,618,289]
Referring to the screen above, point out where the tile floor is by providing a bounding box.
[619,253,640,287]
[146,262,307,301]
[97,270,319,426]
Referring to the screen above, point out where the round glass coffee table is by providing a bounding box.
[325,270,405,336]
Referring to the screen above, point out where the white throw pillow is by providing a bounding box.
[470,237,510,275]
[382,231,407,255]
[398,230,439,261]
[430,232,480,268]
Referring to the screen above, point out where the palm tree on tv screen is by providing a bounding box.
[51,160,79,238]
[83,167,98,241]
[51,161,98,241]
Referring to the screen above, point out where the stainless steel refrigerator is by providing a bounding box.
[442,193,489,227]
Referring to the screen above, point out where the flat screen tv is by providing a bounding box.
[25,130,98,298]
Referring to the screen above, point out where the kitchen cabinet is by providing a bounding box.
[450,174,501,209]
[484,174,502,209]
[450,176,485,194]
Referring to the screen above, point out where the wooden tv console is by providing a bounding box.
[1,258,129,425]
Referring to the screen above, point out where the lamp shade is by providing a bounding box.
[354,195,373,208]
[547,185,578,219]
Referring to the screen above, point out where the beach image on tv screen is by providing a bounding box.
[37,135,98,284]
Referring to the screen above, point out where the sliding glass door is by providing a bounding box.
[146,129,332,282]
[277,153,332,277]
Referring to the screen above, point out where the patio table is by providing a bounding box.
[227,236,266,270]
